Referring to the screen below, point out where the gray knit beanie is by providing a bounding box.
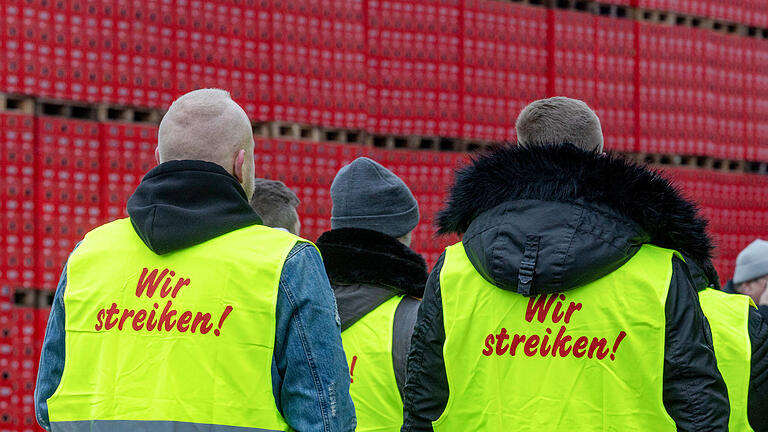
[330,157,419,238]
[733,239,768,284]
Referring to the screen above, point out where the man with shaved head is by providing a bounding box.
[156,88,257,198]
[35,89,356,432]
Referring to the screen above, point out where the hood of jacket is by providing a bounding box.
[316,228,427,330]
[127,160,262,255]
[316,228,428,298]
[437,144,714,296]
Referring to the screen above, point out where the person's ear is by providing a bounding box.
[233,149,246,182]
[155,147,160,164]
[293,212,301,236]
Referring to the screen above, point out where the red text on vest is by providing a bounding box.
[482,293,628,361]
[93,267,234,336]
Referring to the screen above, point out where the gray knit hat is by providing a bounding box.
[330,157,419,238]
[733,239,768,284]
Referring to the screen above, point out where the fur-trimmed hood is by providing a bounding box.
[316,228,428,298]
[437,144,714,296]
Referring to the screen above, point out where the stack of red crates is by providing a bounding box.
[16,0,68,100]
[1,114,35,296]
[35,118,102,290]
[706,32,747,160]
[1,0,23,94]
[320,0,366,129]
[3,0,768,160]
[751,37,768,162]
[435,0,461,138]
[462,1,547,141]
[743,36,758,161]
[267,0,367,127]
[553,11,596,107]
[595,16,635,152]
[669,167,768,279]
[0,305,38,432]
[0,112,38,432]
[638,24,708,156]
[368,0,450,136]
[100,122,157,221]
[270,0,310,124]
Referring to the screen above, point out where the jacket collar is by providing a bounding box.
[316,228,428,298]
[127,160,262,255]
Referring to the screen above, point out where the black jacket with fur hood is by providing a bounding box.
[316,227,427,398]
[401,145,730,432]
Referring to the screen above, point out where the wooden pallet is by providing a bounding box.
[33,98,163,123]
[0,93,34,114]
[634,6,750,36]
[630,152,750,173]
[95,104,164,123]
[11,287,53,308]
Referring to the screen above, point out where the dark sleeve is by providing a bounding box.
[663,256,730,431]
[392,296,420,400]
[748,306,768,432]
[401,253,448,432]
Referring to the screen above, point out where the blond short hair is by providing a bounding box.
[515,97,604,153]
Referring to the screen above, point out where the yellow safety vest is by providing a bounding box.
[47,218,306,432]
[435,242,678,431]
[698,288,755,432]
[341,295,404,432]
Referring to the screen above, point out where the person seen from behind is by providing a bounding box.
[34,89,355,432]
[250,178,301,235]
[317,157,428,432]
[401,97,729,431]
[726,240,768,314]
[686,256,768,432]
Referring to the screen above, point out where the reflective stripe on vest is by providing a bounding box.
[341,295,403,432]
[47,218,304,431]
[698,288,755,432]
[435,243,677,431]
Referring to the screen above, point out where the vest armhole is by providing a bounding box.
[393,296,420,399]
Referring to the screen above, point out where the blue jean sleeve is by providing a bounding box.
[273,243,356,432]
[34,260,69,431]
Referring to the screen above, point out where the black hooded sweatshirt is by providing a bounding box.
[127,160,263,253]
[401,145,730,432]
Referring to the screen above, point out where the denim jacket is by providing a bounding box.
[35,242,356,432]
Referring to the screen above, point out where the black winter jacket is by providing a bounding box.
[316,228,427,397]
[689,263,768,431]
[401,144,730,431]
